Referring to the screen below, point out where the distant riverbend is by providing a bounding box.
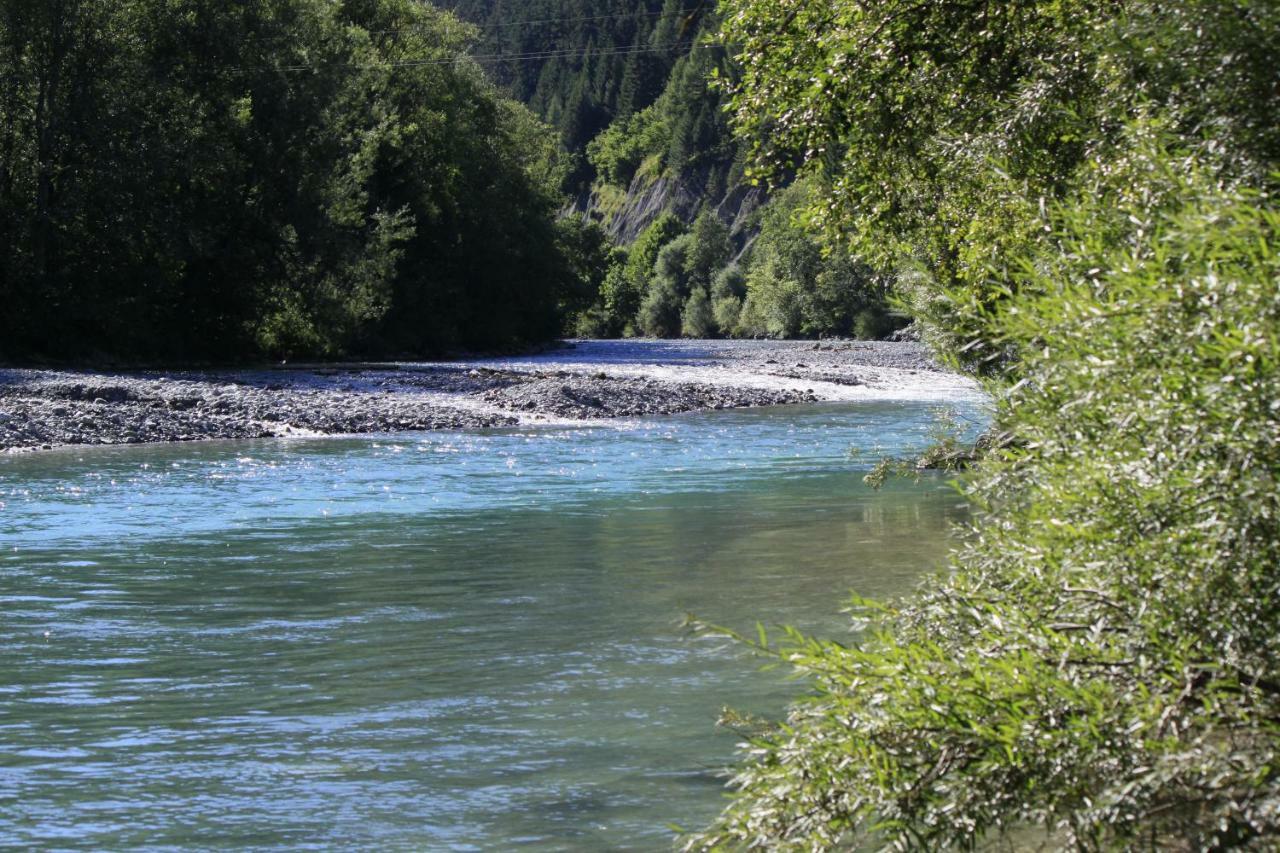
[0,339,981,452]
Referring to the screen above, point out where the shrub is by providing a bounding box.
[687,211,733,290]
[687,162,1280,851]
[852,306,891,340]
[681,286,717,338]
[710,266,747,334]
[711,265,747,301]
[586,104,667,188]
[573,303,614,338]
[716,0,1280,371]
[638,277,683,338]
[596,263,634,335]
[743,253,804,338]
[653,233,695,297]
[732,177,889,339]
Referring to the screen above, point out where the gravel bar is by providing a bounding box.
[0,339,973,452]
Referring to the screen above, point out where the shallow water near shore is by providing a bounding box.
[0,399,985,849]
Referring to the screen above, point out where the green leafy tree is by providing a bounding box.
[652,233,694,295]
[0,0,582,361]
[595,211,686,334]
[592,261,633,337]
[686,210,731,291]
[553,217,617,327]
[710,265,746,334]
[739,252,802,338]
[638,231,693,337]
[434,0,689,193]
[586,103,667,188]
[637,276,682,338]
[733,177,889,339]
[680,286,715,338]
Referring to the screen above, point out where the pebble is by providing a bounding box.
[0,340,946,452]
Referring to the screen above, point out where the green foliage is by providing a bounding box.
[652,233,695,295]
[637,275,682,338]
[739,253,803,338]
[862,409,987,490]
[0,0,583,362]
[593,262,633,337]
[589,212,686,335]
[553,217,616,325]
[552,217,623,338]
[437,0,716,183]
[681,286,716,339]
[728,178,889,339]
[638,232,692,337]
[692,0,1280,846]
[586,103,668,189]
[717,0,1280,370]
[625,213,687,293]
[686,211,732,291]
[710,266,747,334]
[572,301,614,338]
[623,212,739,338]
[689,156,1280,853]
[585,183,892,341]
[852,306,894,342]
[441,0,751,279]
[660,36,735,175]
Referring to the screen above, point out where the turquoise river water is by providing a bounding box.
[0,399,985,849]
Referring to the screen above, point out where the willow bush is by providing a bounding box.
[687,154,1280,851]
[686,0,1280,846]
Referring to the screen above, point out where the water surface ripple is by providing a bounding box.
[1,400,985,849]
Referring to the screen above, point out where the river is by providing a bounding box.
[1,377,986,848]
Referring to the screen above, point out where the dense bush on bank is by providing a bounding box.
[687,0,1280,848]
[0,0,595,362]
[691,152,1280,851]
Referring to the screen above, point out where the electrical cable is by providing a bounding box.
[232,37,716,74]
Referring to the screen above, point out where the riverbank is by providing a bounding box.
[0,339,980,452]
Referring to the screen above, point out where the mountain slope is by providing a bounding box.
[431,1,896,342]
[432,0,754,242]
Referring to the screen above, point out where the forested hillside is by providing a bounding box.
[432,0,685,153]
[435,0,900,342]
[0,0,596,362]
[433,0,740,218]
[0,0,919,362]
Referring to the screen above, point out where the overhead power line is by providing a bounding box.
[216,5,721,75]
[364,7,709,36]
[239,8,710,43]
[234,38,716,75]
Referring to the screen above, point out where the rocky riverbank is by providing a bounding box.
[0,339,976,452]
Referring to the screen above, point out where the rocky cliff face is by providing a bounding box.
[579,163,770,250]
